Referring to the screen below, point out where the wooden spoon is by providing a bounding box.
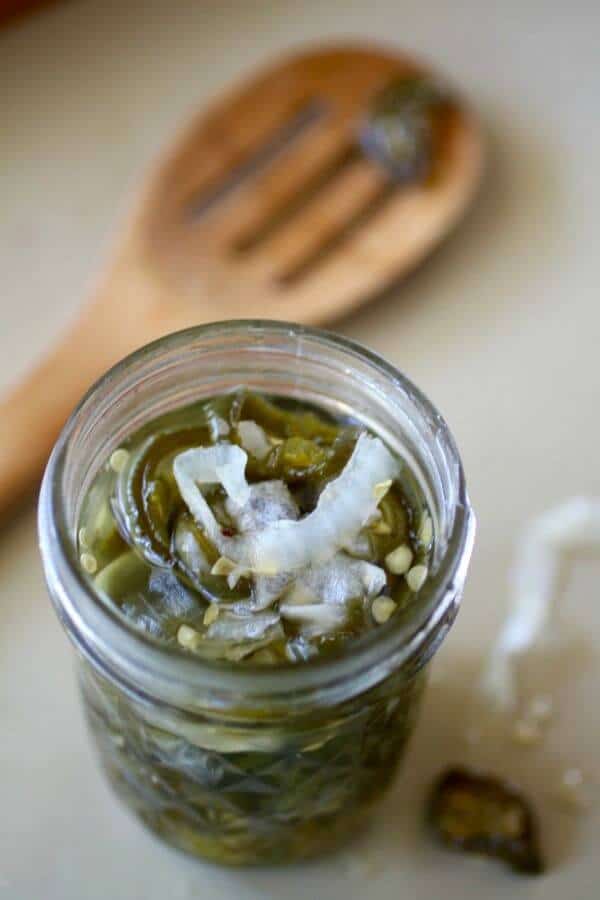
[0,44,483,520]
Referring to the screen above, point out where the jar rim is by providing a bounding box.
[39,320,475,711]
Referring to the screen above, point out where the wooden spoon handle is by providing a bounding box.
[0,306,111,520]
[0,252,211,522]
[0,260,159,522]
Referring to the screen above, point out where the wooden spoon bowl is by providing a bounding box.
[0,44,483,520]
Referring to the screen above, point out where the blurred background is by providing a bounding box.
[1,2,599,899]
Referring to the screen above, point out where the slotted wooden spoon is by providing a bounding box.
[0,44,483,519]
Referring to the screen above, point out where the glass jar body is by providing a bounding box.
[79,654,427,865]
[39,321,474,866]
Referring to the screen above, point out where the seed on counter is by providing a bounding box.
[418,514,433,547]
[372,596,396,624]
[80,552,98,574]
[109,448,130,473]
[406,563,428,592]
[373,479,392,503]
[203,604,220,626]
[562,768,584,788]
[528,694,554,724]
[512,720,541,746]
[385,544,413,574]
[177,624,201,650]
[555,768,588,812]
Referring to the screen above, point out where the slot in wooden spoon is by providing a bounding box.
[0,44,483,521]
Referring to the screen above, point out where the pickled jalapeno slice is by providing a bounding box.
[429,767,545,875]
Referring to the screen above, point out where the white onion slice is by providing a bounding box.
[225,480,299,533]
[239,433,399,574]
[173,518,212,575]
[342,529,374,559]
[175,432,399,577]
[480,497,600,711]
[173,444,250,545]
[279,602,348,634]
[173,433,397,650]
[278,553,385,635]
[206,610,280,642]
[295,553,386,606]
[250,573,293,611]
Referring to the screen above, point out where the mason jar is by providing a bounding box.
[38,320,475,865]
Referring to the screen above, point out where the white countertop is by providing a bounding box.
[1,1,599,898]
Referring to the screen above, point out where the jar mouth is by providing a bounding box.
[39,320,475,712]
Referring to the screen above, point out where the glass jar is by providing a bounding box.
[38,321,475,866]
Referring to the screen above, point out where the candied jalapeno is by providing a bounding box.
[429,767,545,875]
[78,391,434,665]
